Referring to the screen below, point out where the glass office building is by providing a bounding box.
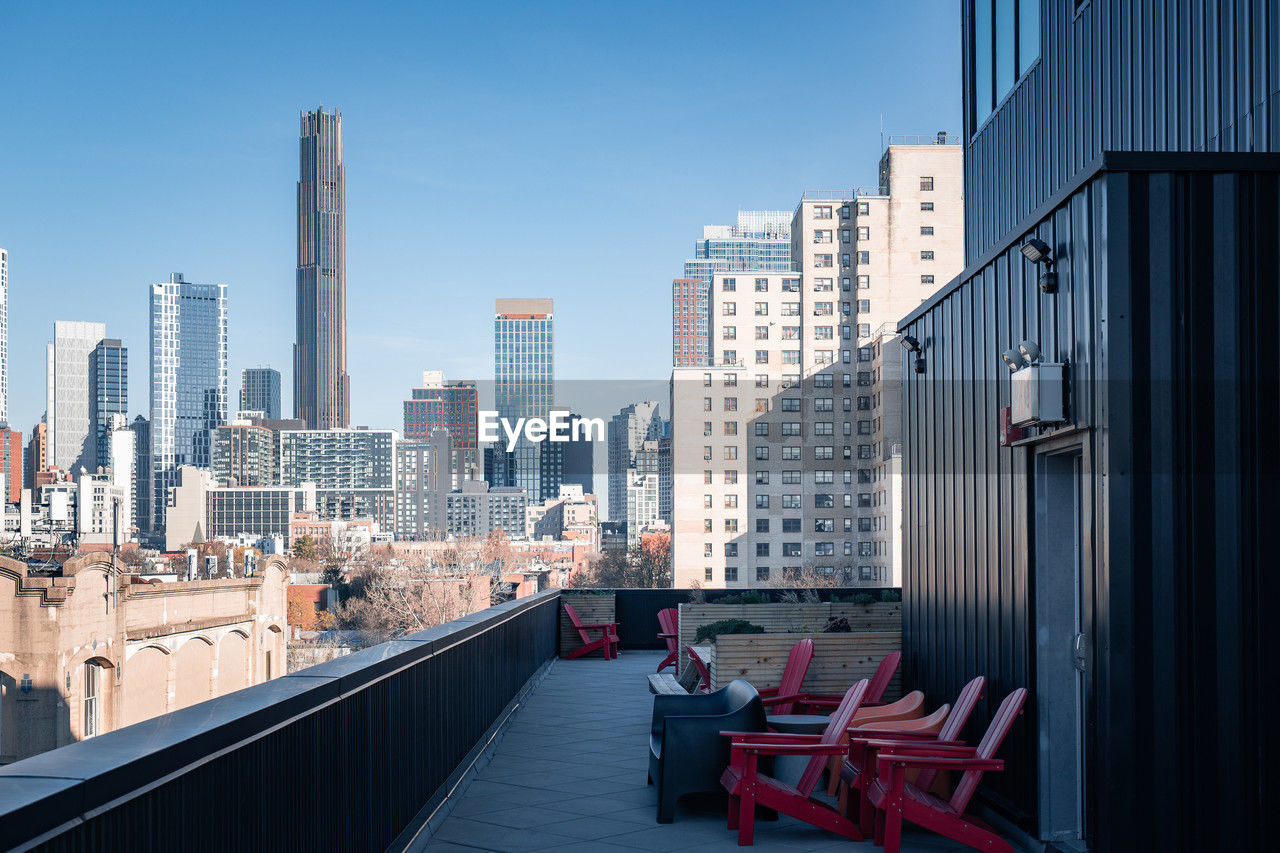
[239,367,281,419]
[493,299,553,502]
[149,273,228,533]
[674,211,791,366]
[89,339,127,471]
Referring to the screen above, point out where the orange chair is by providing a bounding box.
[824,690,926,795]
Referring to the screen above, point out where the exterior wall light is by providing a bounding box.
[1020,237,1058,294]
[1001,338,1068,427]
[900,335,925,373]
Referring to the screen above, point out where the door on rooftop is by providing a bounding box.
[1033,445,1095,849]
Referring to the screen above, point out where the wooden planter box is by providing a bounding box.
[677,601,901,670]
[558,593,616,658]
[707,631,903,700]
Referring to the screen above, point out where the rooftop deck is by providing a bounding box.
[420,651,974,853]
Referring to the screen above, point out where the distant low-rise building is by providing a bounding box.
[525,483,599,550]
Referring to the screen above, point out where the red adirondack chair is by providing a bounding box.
[656,608,679,672]
[562,602,620,660]
[719,678,870,846]
[842,675,986,836]
[822,689,926,796]
[683,644,712,693]
[865,687,1027,853]
[755,638,814,715]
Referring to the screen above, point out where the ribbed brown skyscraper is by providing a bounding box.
[294,107,349,429]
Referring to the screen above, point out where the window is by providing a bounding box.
[859,444,873,459]
[704,373,712,386]
[704,469,713,484]
[722,278,736,291]
[814,277,834,292]
[724,446,738,461]
[703,446,713,460]
[921,274,935,285]
[857,371,871,387]
[782,495,801,509]
[813,302,834,316]
[783,543,802,557]
[756,566,770,581]
[840,205,851,219]
[753,302,768,316]
[858,323,871,337]
[921,201,934,211]
[782,278,800,292]
[724,373,738,386]
[756,542,770,557]
[724,566,738,582]
[781,397,801,412]
[782,422,801,436]
[783,350,801,364]
[814,494,835,508]
[704,494,713,508]
[857,251,869,264]
[857,226,869,239]
[920,226,934,236]
[814,254,833,268]
[703,396,712,411]
[972,0,1040,126]
[83,662,103,738]
[815,542,835,556]
[782,326,801,340]
[755,494,770,509]
[782,518,801,533]
[815,470,835,484]
[755,277,769,291]
[705,567,713,582]
[857,274,870,289]
[724,422,737,435]
[840,229,851,243]
[755,397,769,413]
[782,303,801,316]
[724,495,738,508]
[722,325,737,340]
[724,470,738,485]
[755,374,769,388]
[814,422,834,436]
[857,201,870,215]
[858,346,873,362]
[814,205,833,219]
[756,518,770,533]
[722,302,737,316]
[859,542,873,557]
[815,518,835,532]
[724,397,738,411]
[920,251,935,260]
[814,230,833,244]
[857,299,870,313]
[858,420,871,435]
[842,277,852,292]
[814,446,834,460]
[754,422,769,436]
[755,325,769,340]
[755,470,769,484]
[920,176,934,191]
[814,397,834,412]
[725,518,738,533]
[704,421,713,436]
[782,446,802,460]
[722,349,737,364]
[813,374,834,388]
[704,518,713,532]
[755,446,769,460]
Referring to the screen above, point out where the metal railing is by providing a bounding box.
[0,590,561,852]
[886,132,960,146]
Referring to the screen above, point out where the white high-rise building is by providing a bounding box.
[0,248,8,424]
[46,320,107,473]
[607,401,663,522]
[670,140,963,588]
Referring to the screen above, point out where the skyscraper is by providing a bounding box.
[46,320,107,473]
[674,211,792,367]
[403,370,478,488]
[294,107,348,430]
[607,400,664,523]
[0,248,8,424]
[239,367,281,419]
[89,338,127,471]
[494,298,553,502]
[130,415,151,534]
[150,273,228,532]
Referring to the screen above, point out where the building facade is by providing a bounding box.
[24,420,47,492]
[445,480,527,541]
[211,420,276,487]
[239,367,281,420]
[494,298,554,501]
[402,371,477,488]
[46,320,106,473]
[129,416,150,534]
[393,430,450,540]
[0,552,287,763]
[279,428,396,529]
[0,426,20,505]
[149,273,228,533]
[894,3,1278,850]
[88,338,127,472]
[294,107,349,430]
[0,249,7,423]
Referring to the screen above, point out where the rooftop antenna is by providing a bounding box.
[880,114,885,152]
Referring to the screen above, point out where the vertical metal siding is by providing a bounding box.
[963,0,1280,259]
[900,164,1278,850]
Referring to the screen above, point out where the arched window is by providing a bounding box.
[84,660,106,737]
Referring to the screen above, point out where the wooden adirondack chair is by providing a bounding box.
[841,675,986,837]
[719,678,870,846]
[865,687,1027,853]
[562,602,620,660]
[802,650,902,712]
[683,644,712,693]
[755,638,814,715]
[656,608,679,672]
[822,689,926,796]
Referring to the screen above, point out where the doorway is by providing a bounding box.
[1033,446,1095,849]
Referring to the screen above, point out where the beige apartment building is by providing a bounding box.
[671,139,962,588]
[0,552,288,763]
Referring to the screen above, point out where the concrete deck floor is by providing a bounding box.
[420,651,982,853]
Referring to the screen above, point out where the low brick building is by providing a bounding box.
[0,551,288,763]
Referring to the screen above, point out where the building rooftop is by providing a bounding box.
[421,652,975,852]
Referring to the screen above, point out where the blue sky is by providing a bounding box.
[0,0,961,433]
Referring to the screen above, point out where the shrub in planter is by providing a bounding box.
[881,589,902,603]
[851,593,876,606]
[716,590,770,605]
[823,616,853,633]
[694,619,767,644]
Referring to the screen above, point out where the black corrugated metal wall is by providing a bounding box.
[964,0,1280,260]
[899,159,1278,851]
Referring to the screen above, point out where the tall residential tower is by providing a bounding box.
[0,248,7,423]
[294,107,349,430]
[46,320,107,473]
[240,366,282,419]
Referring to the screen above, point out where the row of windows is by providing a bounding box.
[701,566,890,583]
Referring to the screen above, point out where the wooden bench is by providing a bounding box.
[648,673,688,694]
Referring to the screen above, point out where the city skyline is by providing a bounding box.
[0,1,961,436]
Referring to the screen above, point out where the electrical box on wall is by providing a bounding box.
[1010,362,1067,427]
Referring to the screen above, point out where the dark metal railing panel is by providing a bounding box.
[0,590,560,852]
